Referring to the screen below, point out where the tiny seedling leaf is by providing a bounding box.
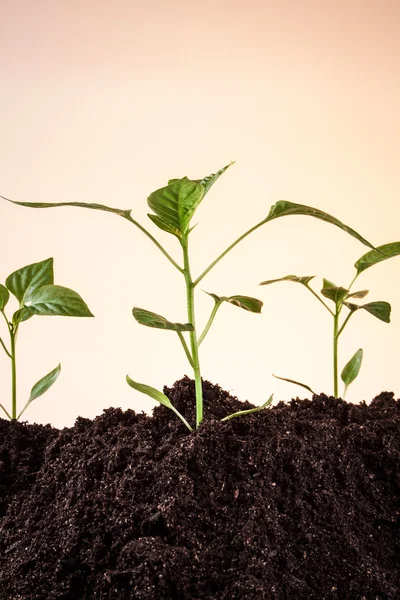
[355,241,400,275]
[25,285,94,317]
[321,279,348,304]
[147,177,205,238]
[221,395,273,422]
[205,292,263,313]
[341,349,363,390]
[0,284,10,310]
[132,307,194,331]
[260,274,315,287]
[273,374,316,395]
[17,364,61,420]
[126,376,193,431]
[347,290,369,299]
[263,201,375,250]
[6,258,54,305]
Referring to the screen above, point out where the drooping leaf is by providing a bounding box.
[320,279,348,304]
[132,307,194,331]
[17,364,61,420]
[0,284,9,310]
[25,285,94,317]
[347,290,369,299]
[147,177,205,238]
[360,301,391,323]
[1,195,131,219]
[205,292,263,313]
[355,241,400,275]
[273,374,316,395]
[6,258,53,305]
[126,376,193,431]
[259,274,315,287]
[221,395,273,422]
[195,162,234,195]
[263,201,374,249]
[341,349,363,390]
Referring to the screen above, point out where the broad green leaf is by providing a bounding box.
[360,301,391,323]
[147,177,205,238]
[205,292,263,313]
[259,274,315,287]
[355,241,400,275]
[273,374,316,395]
[221,395,273,422]
[341,349,363,389]
[29,364,61,403]
[126,376,193,432]
[263,201,374,250]
[347,290,369,299]
[25,285,94,317]
[17,364,61,420]
[12,306,34,325]
[195,162,234,195]
[1,195,131,219]
[0,284,9,310]
[6,258,53,305]
[321,279,348,304]
[132,307,194,331]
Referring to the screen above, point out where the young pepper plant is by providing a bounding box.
[0,258,93,420]
[2,164,375,430]
[260,241,400,398]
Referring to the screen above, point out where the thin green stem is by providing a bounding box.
[0,336,11,359]
[177,331,194,368]
[181,235,203,428]
[337,311,353,338]
[170,405,194,432]
[9,328,17,419]
[0,403,12,420]
[333,308,339,397]
[198,301,222,346]
[305,285,334,316]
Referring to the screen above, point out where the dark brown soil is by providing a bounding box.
[0,377,399,600]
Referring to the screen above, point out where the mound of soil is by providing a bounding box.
[0,376,399,599]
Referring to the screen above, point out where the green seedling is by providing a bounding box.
[2,164,375,429]
[0,258,93,420]
[260,241,400,398]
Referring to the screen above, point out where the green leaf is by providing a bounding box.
[12,306,34,325]
[259,274,315,287]
[320,279,348,304]
[360,301,391,323]
[347,290,369,299]
[263,201,374,250]
[0,284,9,310]
[25,285,94,317]
[6,258,53,305]
[221,394,273,422]
[147,177,205,238]
[132,307,194,331]
[126,376,193,432]
[355,241,400,275]
[273,374,316,395]
[195,162,234,195]
[205,292,263,313]
[1,195,132,219]
[341,349,363,389]
[17,364,61,419]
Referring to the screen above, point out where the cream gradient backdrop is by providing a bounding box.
[0,0,399,427]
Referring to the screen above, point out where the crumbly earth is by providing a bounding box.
[0,377,399,600]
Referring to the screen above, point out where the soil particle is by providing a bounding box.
[0,377,399,599]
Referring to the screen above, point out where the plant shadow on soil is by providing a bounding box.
[0,377,399,600]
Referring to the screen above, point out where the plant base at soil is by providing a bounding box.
[0,377,399,599]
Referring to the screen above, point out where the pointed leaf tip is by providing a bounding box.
[132,307,194,331]
[355,241,400,275]
[341,349,363,388]
[206,292,263,313]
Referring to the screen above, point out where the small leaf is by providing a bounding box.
[6,258,53,305]
[12,306,34,325]
[273,374,316,395]
[260,274,315,287]
[132,307,194,331]
[320,279,348,304]
[25,285,94,317]
[195,162,234,195]
[341,349,363,388]
[361,301,391,323]
[2,196,132,219]
[147,177,205,238]
[263,201,374,250]
[347,290,369,299]
[29,364,61,403]
[0,284,9,310]
[221,395,273,422]
[355,241,400,275]
[205,292,263,313]
[126,376,193,432]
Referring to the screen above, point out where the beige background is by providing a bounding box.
[0,0,399,427]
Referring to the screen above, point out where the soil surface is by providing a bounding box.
[0,376,399,600]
